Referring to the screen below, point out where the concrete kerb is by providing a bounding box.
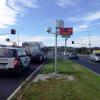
[7,61,47,100]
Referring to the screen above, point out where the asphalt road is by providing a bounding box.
[49,54,100,75]
[0,63,41,100]
[69,55,100,75]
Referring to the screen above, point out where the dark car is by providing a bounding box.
[69,52,79,59]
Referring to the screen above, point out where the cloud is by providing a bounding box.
[74,24,89,32]
[7,0,39,12]
[71,35,100,47]
[55,0,79,8]
[67,11,100,32]
[8,35,55,46]
[0,0,17,28]
[84,11,100,22]
[0,0,39,29]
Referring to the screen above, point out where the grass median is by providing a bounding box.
[12,59,100,100]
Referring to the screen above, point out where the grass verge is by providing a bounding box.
[12,59,100,100]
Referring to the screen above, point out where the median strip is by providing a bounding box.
[7,62,46,100]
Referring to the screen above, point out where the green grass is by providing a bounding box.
[12,59,100,100]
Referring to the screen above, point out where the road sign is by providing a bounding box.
[60,27,73,36]
[62,35,70,38]
[56,20,64,28]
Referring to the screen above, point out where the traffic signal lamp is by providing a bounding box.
[11,29,16,34]
[72,41,74,44]
[6,38,10,42]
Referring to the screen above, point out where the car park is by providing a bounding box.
[69,52,79,59]
[90,51,100,62]
[0,47,30,75]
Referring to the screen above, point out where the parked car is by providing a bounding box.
[0,47,30,75]
[69,52,79,59]
[90,52,100,62]
[22,42,47,62]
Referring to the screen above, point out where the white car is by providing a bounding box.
[0,47,30,75]
[90,52,100,62]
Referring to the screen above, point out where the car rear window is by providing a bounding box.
[0,48,17,58]
[95,53,100,56]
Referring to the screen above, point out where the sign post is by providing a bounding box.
[55,29,57,74]
[54,20,64,74]
[60,28,73,62]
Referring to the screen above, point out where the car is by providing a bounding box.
[90,52,100,62]
[0,47,30,75]
[69,52,79,59]
[22,42,47,62]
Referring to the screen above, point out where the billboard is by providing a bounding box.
[60,27,73,36]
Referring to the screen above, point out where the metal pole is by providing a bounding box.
[65,38,67,62]
[89,33,91,55]
[18,32,19,46]
[55,30,57,74]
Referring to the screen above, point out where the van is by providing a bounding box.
[90,50,100,62]
[0,47,30,75]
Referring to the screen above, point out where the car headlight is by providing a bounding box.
[95,56,99,60]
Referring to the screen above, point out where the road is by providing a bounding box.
[0,63,42,100]
[49,54,100,75]
[69,55,100,75]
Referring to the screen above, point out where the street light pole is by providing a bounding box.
[65,37,67,62]
[55,28,58,74]
[18,32,19,46]
[89,33,91,55]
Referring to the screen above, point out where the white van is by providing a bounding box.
[90,50,100,62]
[0,47,30,75]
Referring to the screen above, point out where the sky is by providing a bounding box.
[0,0,100,47]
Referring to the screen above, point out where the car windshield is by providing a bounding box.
[0,48,16,58]
[95,53,100,56]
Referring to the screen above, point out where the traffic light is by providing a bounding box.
[72,41,74,44]
[6,38,10,42]
[11,29,16,34]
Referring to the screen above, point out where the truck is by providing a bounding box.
[22,42,47,62]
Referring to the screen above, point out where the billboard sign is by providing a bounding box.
[60,27,73,36]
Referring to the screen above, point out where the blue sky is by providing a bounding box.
[0,0,100,47]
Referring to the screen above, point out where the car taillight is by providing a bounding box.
[14,57,19,65]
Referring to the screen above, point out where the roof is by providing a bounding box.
[0,46,23,50]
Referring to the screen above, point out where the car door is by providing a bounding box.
[21,49,30,68]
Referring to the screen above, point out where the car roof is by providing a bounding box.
[0,47,24,50]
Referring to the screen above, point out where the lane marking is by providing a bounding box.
[7,61,46,100]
